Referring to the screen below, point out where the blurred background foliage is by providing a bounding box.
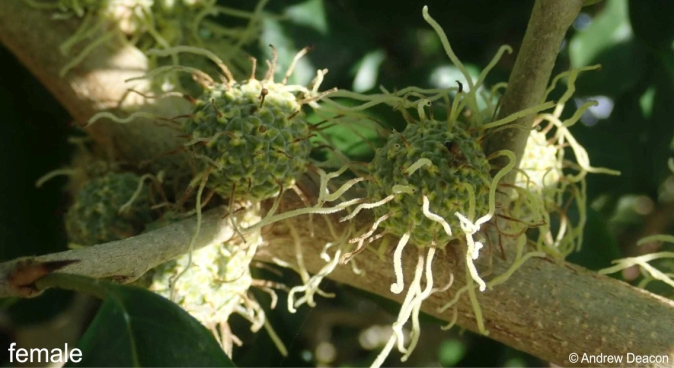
[1,0,674,366]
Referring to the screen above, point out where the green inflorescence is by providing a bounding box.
[184,79,312,201]
[65,172,152,246]
[368,120,491,247]
[138,206,289,357]
[147,239,259,352]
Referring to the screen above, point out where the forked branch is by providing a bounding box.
[1,1,673,367]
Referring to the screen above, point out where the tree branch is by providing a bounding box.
[484,0,584,183]
[0,0,192,172]
[0,207,239,297]
[1,185,673,366]
[2,1,674,367]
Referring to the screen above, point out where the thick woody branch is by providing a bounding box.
[262,197,674,367]
[2,1,673,367]
[0,188,673,366]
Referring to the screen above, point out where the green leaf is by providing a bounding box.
[45,275,235,367]
[7,289,73,326]
[569,0,646,96]
[309,99,383,160]
[0,297,19,309]
[643,60,674,188]
[570,0,631,67]
[629,0,674,51]
[352,49,386,92]
[285,0,328,35]
[659,48,674,82]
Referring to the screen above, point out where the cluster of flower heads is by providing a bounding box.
[36,0,350,352]
[38,1,628,365]
[297,6,620,367]
[24,0,270,81]
[85,40,354,356]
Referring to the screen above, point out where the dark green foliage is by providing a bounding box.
[48,275,236,367]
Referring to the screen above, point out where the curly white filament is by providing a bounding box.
[422,195,453,237]
[340,195,394,222]
[455,212,487,292]
[371,253,425,368]
[401,247,436,362]
[390,233,411,294]
[287,245,342,313]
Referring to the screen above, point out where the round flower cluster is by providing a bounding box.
[148,241,256,333]
[142,208,267,356]
[367,119,491,247]
[183,79,312,201]
[65,172,152,246]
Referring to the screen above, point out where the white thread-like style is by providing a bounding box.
[390,233,411,294]
[287,244,342,313]
[401,247,436,362]
[371,253,425,368]
[118,173,155,214]
[422,195,453,237]
[340,195,394,222]
[455,212,486,292]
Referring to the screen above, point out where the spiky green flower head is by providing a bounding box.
[182,57,325,201]
[65,172,152,246]
[368,120,491,247]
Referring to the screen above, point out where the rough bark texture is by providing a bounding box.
[2,1,674,367]
[261,194,674,366]
[1,187,673,366]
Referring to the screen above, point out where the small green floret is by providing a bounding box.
[368,120,491,246]
[183,79,311,200]
[65,172,152,246]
